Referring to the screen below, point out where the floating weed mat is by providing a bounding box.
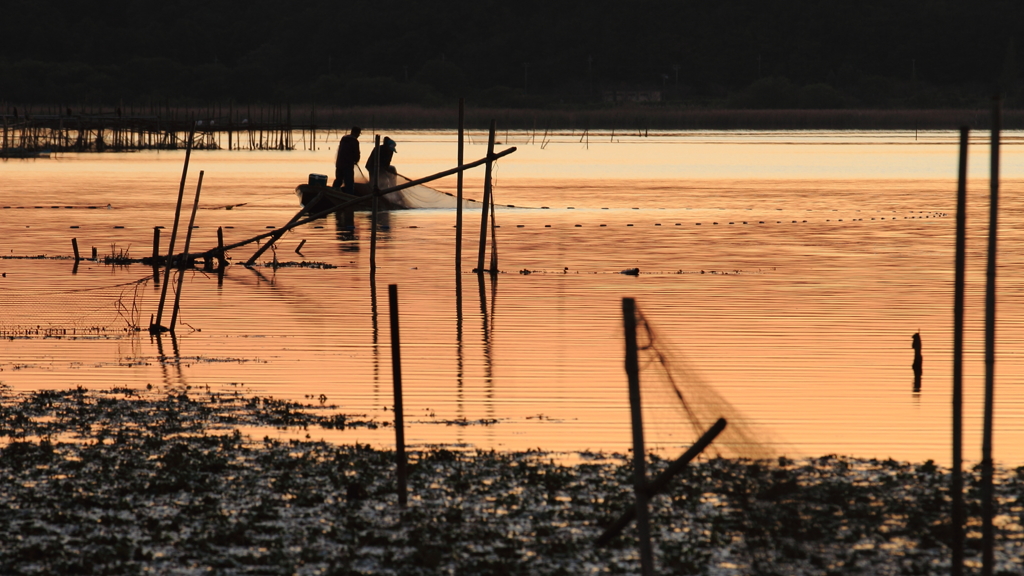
[258,260,338,270]
[0,385,378,440]
[0,278,150,337]
[2,387,1024,575]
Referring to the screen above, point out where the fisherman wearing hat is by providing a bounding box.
[365,136,398,189]
[334,126,361,194]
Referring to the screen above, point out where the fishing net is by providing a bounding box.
[633,303,775,460]
[382,173,491,210]
[0,278,150,337]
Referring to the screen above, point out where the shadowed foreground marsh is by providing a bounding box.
[2,386,1023,575]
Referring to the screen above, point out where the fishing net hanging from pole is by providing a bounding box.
[0,278,150,337]
[382,173,490,210]
[633,303,775,460]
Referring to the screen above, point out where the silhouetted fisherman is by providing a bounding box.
[333,126,362,194]
[365,136,397,187]
[912,332,923,392]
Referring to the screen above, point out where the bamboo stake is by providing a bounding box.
[981,95,1000,576]
[169,171,204,333]
[622,297,654,576]
[216,226,227,267]
[371,135,381,272]
[488,178,498,274]
[388,284,407,507]
[476,120,496,273]
[951,126,968,576]
[596,417,727,546]
[152,124,195,333]
[244,206,315,267]
[456,98,465,275]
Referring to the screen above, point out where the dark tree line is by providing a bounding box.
[0,0,1019,108]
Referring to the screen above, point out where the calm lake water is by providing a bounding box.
[3,129,1024,465]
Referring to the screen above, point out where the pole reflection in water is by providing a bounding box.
[153,331,186,390]
[478,272,497,439]
[456,272,465,444]
[371,265,380,406]
[374,211,390,235]
[248,265,274,287]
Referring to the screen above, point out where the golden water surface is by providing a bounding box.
[2,130,1024,465]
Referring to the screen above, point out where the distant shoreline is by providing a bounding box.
[297,106,1019,132]
[4,105,1018,133]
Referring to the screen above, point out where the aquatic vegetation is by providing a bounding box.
[259,260,338,269]
[1,386,1023,575]
[102,244,134,265]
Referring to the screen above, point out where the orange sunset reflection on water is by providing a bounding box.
[2,130,1024,465]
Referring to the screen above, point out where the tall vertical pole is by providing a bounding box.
[388,284,408,507]
[477,120,496,273]
[981,95,1000,576]
[169,170,204,333]
[370,135,381,273]
[623,297,654,576]
[488,179,499,274]
[153,124,195,332]
[456,98,465,275]
[951,126,968,576]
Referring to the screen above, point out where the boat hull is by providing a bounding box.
[295,183,403,215]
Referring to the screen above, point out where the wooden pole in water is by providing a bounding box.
[152,227,161,261]
[456,98,465,275]
[981,95,1000,576]
[169,170,204,334]
[152,124,195,333]
[216,226,227,267]
[476,120,496,272]
[388,284,408,507]
[245,206,312,267]
[951,126,968,576]
[488,179,498,273]
[370,135,381,272]
[71,237,80,261]
[597,417,727,546]
[622,297,654,576]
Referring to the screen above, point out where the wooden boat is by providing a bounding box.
[295,181,406,216]
[296,171,492,214]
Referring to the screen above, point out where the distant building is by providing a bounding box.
[602,89,662,103]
